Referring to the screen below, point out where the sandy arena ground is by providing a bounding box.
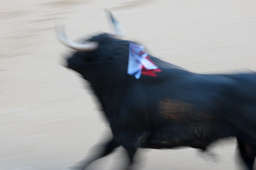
[1,0,256,169]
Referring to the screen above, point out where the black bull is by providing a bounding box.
[63,33,256,170]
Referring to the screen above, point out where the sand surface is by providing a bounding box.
[1,0,256,169]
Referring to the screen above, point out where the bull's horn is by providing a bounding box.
[56,26,98,51]
[106,10,123,36]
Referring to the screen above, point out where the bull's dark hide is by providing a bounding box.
[65,33,256,170]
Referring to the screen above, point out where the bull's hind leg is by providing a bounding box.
[237,140,256,170]
[72,137,119,170]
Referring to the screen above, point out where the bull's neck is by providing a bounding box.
[89,77,128,116]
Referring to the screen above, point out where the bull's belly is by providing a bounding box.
[142,124,234,150]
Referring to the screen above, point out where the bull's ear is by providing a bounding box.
[105,10,123,37]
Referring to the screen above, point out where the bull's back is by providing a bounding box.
[226,73,256,100]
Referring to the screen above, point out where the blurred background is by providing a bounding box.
[1,0,256,169]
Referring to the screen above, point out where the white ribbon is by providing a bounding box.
[128,43,158,79]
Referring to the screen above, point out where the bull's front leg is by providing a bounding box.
[71,137,119,170]
[118,132,149,170]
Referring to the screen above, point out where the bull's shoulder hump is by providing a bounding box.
[150,56,185,70]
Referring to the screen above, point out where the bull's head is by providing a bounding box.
[57,11,131,84]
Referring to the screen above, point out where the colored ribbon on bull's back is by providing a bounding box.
[127,43,161,79]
